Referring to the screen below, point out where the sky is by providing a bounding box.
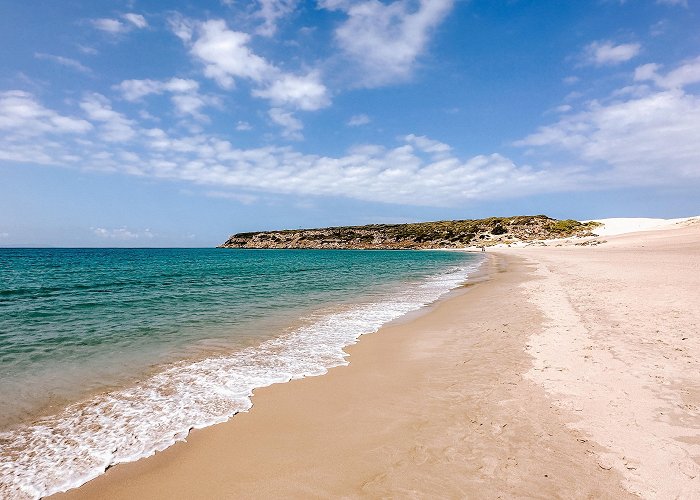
[0,0,699,247]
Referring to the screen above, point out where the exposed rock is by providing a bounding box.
[575,239,607,246]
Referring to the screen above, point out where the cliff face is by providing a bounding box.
[218,216,600,249]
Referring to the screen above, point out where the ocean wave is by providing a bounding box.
[0,257,483,499]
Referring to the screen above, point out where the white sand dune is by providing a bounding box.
[587,216,697,237]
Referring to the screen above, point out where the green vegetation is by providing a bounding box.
[219,215,602,249]
[548,219,600,234]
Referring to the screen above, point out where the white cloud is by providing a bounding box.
[583,40,641,66]
[168,14,194,43]
[3,54,700,209]
[117,78,200,101]
[4,95,547,205]
[135,134,549,206]
[93,227,138,239]
[564,90,584,102]
[0,90,92,136]
[34,53,91,74]
[184,19,331,113]
[91,14,148,34]
[116,78,212,120]
[164,78,199,94]
[347,114,370,126]
[404,134,451,156]
[171,94,209,120]
[268,108,303,140]
[236,121,252,131]
[76,44,98,55]
[254,0,299,36]
[634,56,700,89]
[0,232,9,238]
[117,79,162,101]
[174,17,330,136]
[139,109,159,122]
[190,20,273,88]
[122,13,148,29]
[321,0,454,87]
[91,18,126,34]
[252,72,330,110]
[20,116,558,205]
[92,227,153,240]
[79,93,136,141]
[516,58,700,183]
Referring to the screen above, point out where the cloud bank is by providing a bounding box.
[2,53,699,208]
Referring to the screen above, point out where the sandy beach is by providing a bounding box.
[53,219,699,499]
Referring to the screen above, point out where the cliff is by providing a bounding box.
[218,216,600,249]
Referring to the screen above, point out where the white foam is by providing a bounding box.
[0,257,484,499]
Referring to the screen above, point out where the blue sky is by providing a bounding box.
[1,0,698,247]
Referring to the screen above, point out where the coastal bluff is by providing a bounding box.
[218,215,599,249]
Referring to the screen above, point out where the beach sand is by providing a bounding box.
[54,219,699,499]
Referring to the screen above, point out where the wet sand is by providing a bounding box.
[54,221,699,499]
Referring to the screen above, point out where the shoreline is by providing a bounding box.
[2,251,483,499]
[54,251,631,499]
[52,220,700,498]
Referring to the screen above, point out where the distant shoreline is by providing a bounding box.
[218,215,599,249]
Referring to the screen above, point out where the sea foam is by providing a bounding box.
[0,257,482,499]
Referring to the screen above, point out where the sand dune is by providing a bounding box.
[587,216,697,236]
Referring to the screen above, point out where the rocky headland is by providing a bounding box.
[218,215,599,249]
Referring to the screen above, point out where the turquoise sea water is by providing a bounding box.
[0,248,482,498]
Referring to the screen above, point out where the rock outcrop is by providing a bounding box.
[218,216,599,249]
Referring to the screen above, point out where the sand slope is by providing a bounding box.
[586,217,696,237]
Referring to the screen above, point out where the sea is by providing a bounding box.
[0,248,483,498]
